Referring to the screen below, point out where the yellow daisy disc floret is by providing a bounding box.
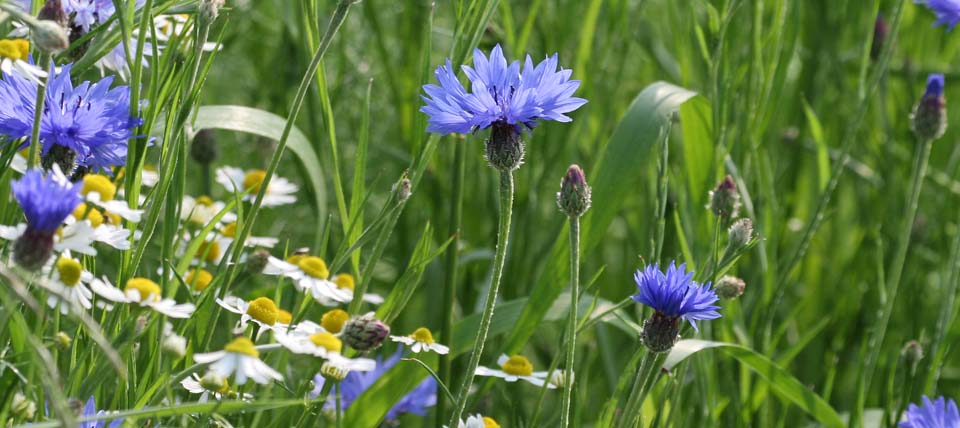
[309,332,343,353]
[501,355,534,376]
[321,309,349,334]
[197,240,220,263]
[333,273,355,291]
[243,170,268,194]
[245,297,280,325]
[277,309,293,324]
[73,203,104,227]
[186,269,213,291]
[410,327,435,344]
[483,416,500,428]
[0,39,28,61]
[298,256,330,279]
[125,278,162,302]
[224,337,259,357]
[56,257,83,287]
[82,174,117,201]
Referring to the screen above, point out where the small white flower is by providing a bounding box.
[475,354,556,388]
[0,221,99,256]
[389,327,449,355]
[90,277,196,318]
[181,373,252,402]
[445,414,500,428]
[193,337,283,385]
[263,256,382,306]
[273,322,376,371]
[216,166,297,207]
[181,195,237,227]
[40,253,94,314]
[216,295,286,331]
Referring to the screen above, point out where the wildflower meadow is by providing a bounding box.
[2,0,960,427]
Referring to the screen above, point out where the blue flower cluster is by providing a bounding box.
[0,63,142,173]
[631,262,721,331]
[900,396,959,428]
[421,44,587,135]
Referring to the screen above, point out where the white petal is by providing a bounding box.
[0,224,26,241]
[90,277,129,303]
[193,351,227,364]
[100,200,144,222]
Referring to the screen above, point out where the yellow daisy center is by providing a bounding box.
[56,257,83,287]
[410,327,434,344]
[221,222,237,238]
[482,416,500,428]
[196,195,215,206]
[277,309,293,324]
[333,274,355,291]
[223,337,259,357]
[245,297,279,325]
[320,309,349,334]
[82,174,117,201]
[0,39,28,61]
[186,269,213,291]
[72,203,104,228]
[124,278,161,302]
[501,355,534,376]
[197,240,220,263]
[297,256,329,279]
[242,170,268,194]
[308,332,342,353]
[285,254,305,265]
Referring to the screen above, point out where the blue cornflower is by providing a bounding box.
[912,73,948,141]
[899,396,959,428]
[312,348,437,421]
[79,396,123,428]
[632,262,720,353]
[65,0,145,33]
[916,0,960,30]
[421,44,587,135]
[10,168,81,270]
[0,63,142,173]
[12,168,81,234]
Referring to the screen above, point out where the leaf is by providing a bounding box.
[504,82,705,353]
[665,339,845,428]
[185,105,328,238]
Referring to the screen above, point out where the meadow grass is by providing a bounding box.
[1,0,959,427]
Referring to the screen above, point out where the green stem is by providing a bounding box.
[335,384,342,428]
[26,53,49,170]
[560,216,581,428]
[448,170,515,426]
[852,137,933,428]
[620,350,661,427]
[437,139,466,428]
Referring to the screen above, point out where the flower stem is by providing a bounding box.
[437,139,466,428]
[621,350,665,427]
[26,53,49,170]
[448,170,514,426]
[560,216,581,428]
[335,384,343,428]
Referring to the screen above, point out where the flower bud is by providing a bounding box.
[246,248,271,274]
[38,0,68,28]
[549,370,573,388]
[484,122,525,172]
[911,73,947,141]
[640,312,680,353]
[320,361,349,382]
[707,175,740,219]
[728,218,754,250]
[12,392,37,420]
[342,312,390,352]
[871,14,888,61]
[715,275,746,300]
[901,340,924,367]
[395,177,412,202]
[190,129,218,165]
[13,228,55,271]
[31,19,69,53]
[54,331,72,350]
[557,164,591,218]
[162,333,187,359]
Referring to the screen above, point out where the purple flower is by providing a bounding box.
[916,0,960,30]
[79,396,123,428]
[631,262,721,331]
[899,396,959,428]
[12,168,81,234]
[311,348,437,421]
[421,44,587,135]
[0,63,143,172]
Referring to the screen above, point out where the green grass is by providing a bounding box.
[1,0,960,427]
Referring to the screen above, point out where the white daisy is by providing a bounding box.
[0,38,45,82]
[389,327,449,355]
[474,354,557,388]
[216,295,286,331]
[215,166,297,207]
[79,174,144,223]
[41,253,94,314]
[181,195,237,227]
[0,221,98,256]
[262,256,382,306]
[90,277,196,318]
[445,415,501,428]
[193,337,283,385]
[273,323,375,371]
[180,373,252,402]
